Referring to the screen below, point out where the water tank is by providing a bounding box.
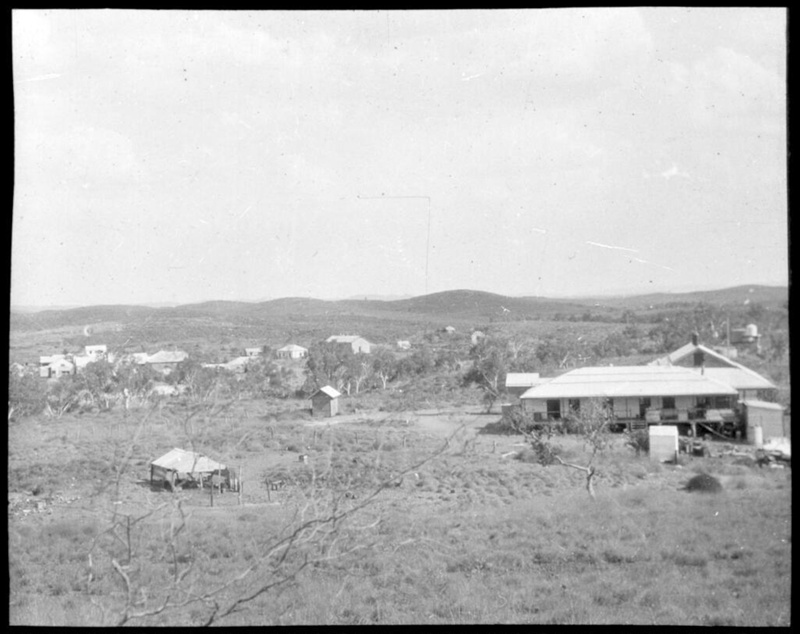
[752,425,764,448]
[745,324,758,338]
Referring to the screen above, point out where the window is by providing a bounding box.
[713,396,733,409]
[546,400,561,421]
[661,396,677,420]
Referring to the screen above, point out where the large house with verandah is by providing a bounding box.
[519,365,740,433]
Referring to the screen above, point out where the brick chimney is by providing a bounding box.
[691,332,705,369]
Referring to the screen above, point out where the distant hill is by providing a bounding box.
[567,285,788,310]
[9,285,788,333]
[343,294,413,301]
[386,289,593,320]
[9,304,160,332]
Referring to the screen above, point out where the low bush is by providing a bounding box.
[623,430,649,455]
[682,473,723,494]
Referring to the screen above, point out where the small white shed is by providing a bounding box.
[742,400,786,444]
[649,425,679,463]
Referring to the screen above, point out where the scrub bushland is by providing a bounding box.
[8,395,791,626]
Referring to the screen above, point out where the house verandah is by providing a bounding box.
[519,366,740,434]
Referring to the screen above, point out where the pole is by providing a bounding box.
[727,316,730,347]
[238,465,243,506]
[126,515,132,565]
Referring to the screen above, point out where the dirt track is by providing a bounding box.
[304,406,495,438]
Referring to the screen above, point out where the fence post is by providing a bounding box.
[238,465,243,506]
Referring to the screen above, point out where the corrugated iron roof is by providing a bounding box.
[150,448,226,474]
[326,335,364,344]
[648,343,775,389]
[505,372,543,388]
[701,367,776,391]
[741,399,784,411]
[278,344,308,352]
[47,358,74,370]
[146,350,189,364]
[648,342,712,366]
[520,366,738,400]
[312,385,341,399]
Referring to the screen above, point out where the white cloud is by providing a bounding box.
[673,46,785,133]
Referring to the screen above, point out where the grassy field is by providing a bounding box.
[8,397,791,626]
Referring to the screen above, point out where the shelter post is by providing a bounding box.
[238,465,243,505]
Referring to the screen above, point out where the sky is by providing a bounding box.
[11,8,788,307]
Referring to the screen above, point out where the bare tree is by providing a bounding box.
[85,403,459,626]
[512,399,612,499]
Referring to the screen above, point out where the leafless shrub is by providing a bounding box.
[85,403,458,626]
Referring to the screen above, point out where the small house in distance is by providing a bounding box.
[245,347,263,358]
[397,340,412,350]
[84,344,108,360]
[276,344,308,360]
[39,356,75,379]
[310,385,341,417]
[326,335,372,354]
[145,350,189,375]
